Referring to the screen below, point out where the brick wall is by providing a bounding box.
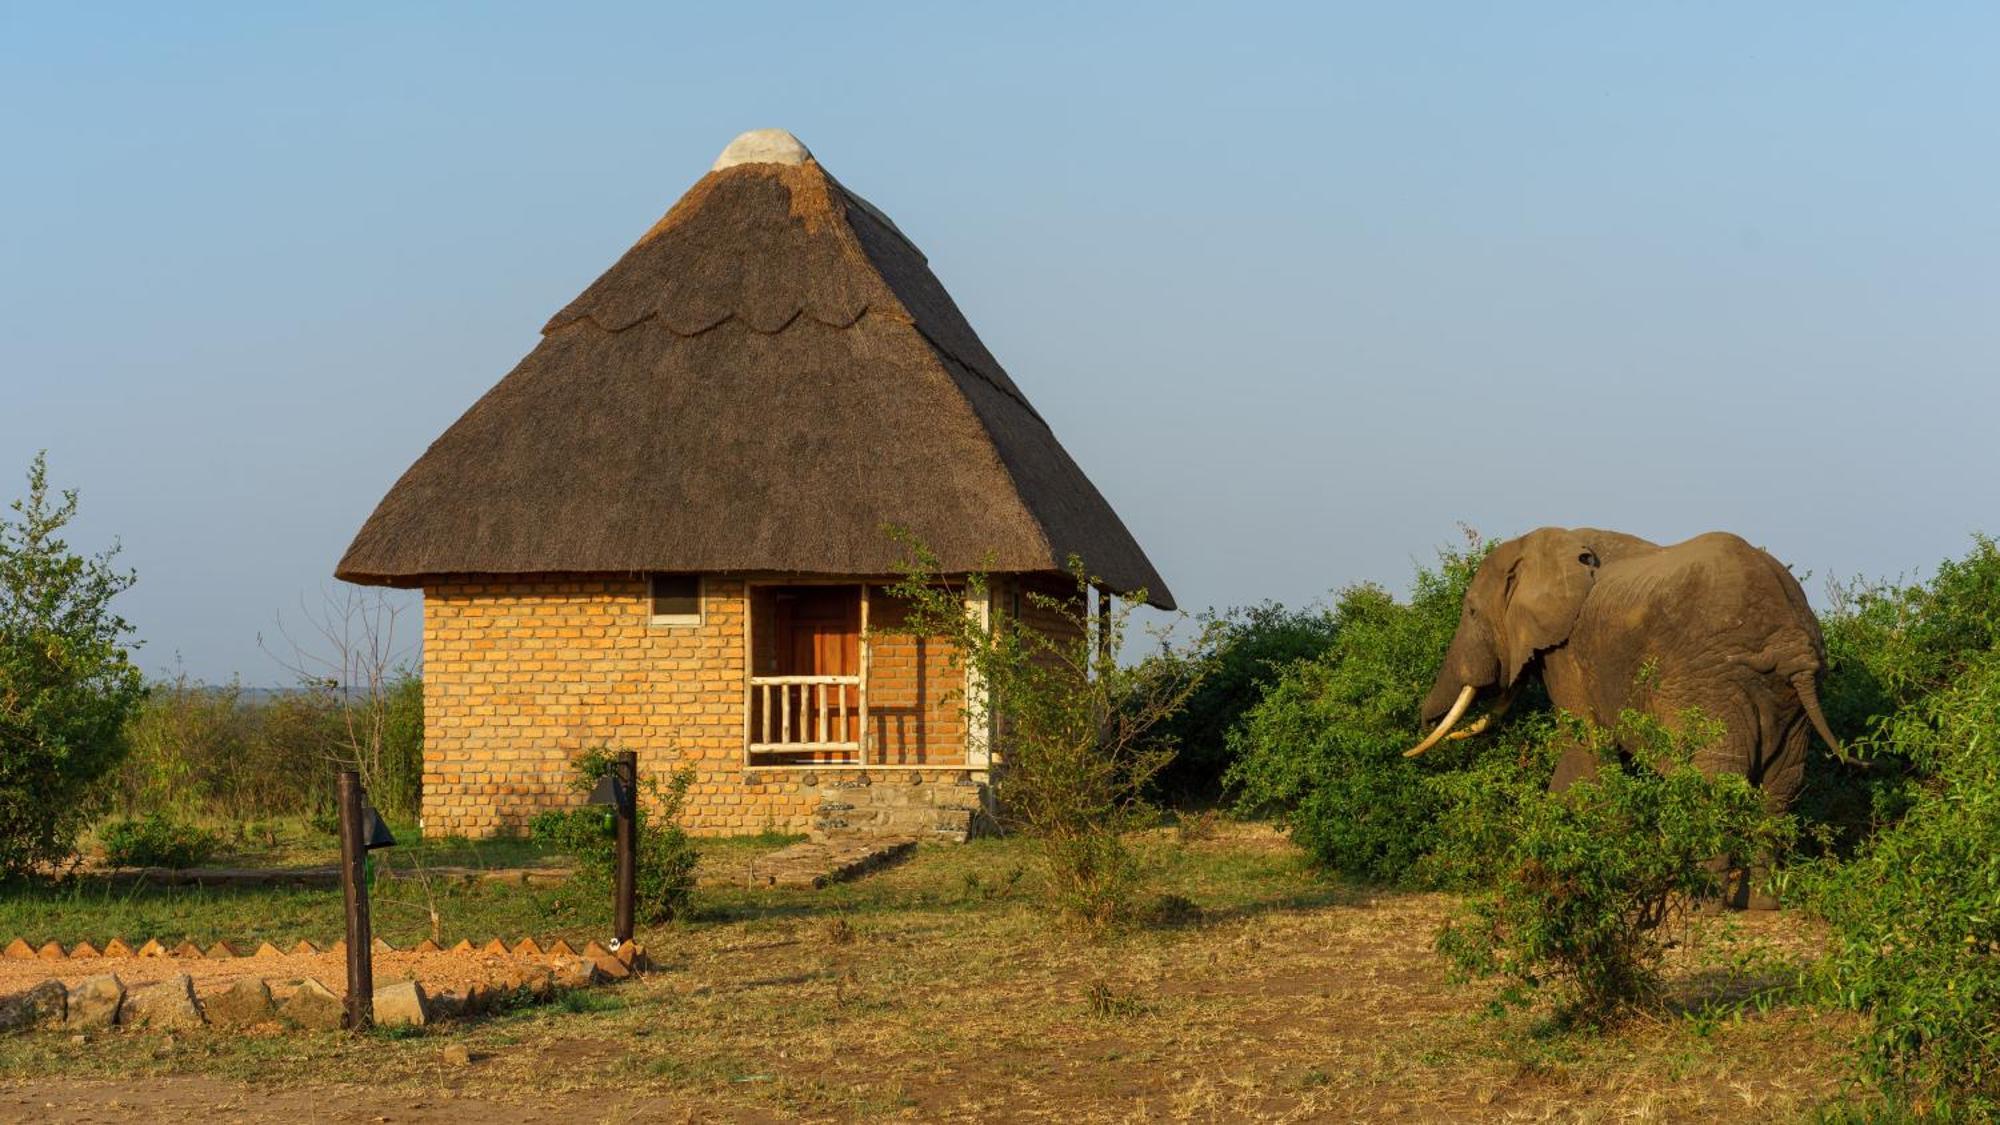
[420,576,819,838]
[865,587,968,766]
[420,576,1005,838]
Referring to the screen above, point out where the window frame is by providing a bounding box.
[647,573,704,627]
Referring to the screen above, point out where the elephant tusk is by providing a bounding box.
[1446,713,1493,741]
[1405,685,1475,758]
[1447,690,1515,741]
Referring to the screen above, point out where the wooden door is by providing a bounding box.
[773,587,861,745]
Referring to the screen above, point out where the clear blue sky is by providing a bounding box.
[3,3,1995,682]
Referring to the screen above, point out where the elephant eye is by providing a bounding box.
[1578,551,1599,567]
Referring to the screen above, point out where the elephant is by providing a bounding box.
[1405,528,1843,883]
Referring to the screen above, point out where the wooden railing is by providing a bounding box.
[748,675,863,758]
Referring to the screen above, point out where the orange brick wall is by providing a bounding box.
[865,587,968,766]
[420,576,819,838]
[1001,573,1089,670]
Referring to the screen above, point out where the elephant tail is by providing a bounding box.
[1792,671,1862,768]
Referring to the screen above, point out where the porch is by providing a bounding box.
[744,582,988,771]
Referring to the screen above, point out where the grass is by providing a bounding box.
[2,832,806,949]
[0,822,1874,1121]
[81,814,570,871]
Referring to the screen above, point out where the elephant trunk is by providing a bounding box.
[1793,671,1861,768]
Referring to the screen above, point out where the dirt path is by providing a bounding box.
[0,1078,755,1124]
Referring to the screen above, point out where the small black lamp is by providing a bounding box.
[360,804,398,851]
[585,771,628,811]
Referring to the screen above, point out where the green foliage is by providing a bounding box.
[1434,712,1795,1027]
[1143,601,1340,802]
[1804,536,2000,856]
[376,673,424,819]
[886,537,1211,932]
[0,453,146,877]
[1222,535,1486,882]
[113,675,339,823]
[529,746,700,925]
[96,813,222,869]
[1791,636,2000,1109]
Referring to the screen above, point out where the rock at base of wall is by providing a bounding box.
[372,980,429,1028]
[65,975,125,1029]
[550,956,599,990]
[0,980,67,1032]
[497,965,555,1003]
[204,977,274,1027]
[277,977,344,1031]
[121,973,205,1030]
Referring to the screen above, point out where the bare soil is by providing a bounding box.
[0,826,1861,1122]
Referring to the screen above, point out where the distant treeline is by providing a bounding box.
[112,673,423,824]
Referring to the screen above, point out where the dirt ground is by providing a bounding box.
[0,827,1860,1122]
[0,947,579,1003]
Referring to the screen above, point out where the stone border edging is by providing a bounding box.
[0,938,649,1035]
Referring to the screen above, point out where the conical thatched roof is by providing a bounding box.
[336,130,1173,608]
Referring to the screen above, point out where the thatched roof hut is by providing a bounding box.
[336,129,1173,609]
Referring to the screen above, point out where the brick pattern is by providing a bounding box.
[1007,573,1088,654]
[864,587,967,766]
[421,577,818,837]
[421,575,1041,838]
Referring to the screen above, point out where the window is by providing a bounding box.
[649,574,702,625]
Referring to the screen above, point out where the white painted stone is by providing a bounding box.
[712,129,811,170]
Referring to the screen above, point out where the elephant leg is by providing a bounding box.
[1738,719,1811,911]
[1550,745,1601,791]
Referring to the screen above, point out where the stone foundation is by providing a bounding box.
[805,770,991,842]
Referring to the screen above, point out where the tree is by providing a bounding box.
[886,537,1212,931]
[263,587,423,820]
[0,453,145,876]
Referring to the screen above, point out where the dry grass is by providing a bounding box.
[0,822,1863,1122]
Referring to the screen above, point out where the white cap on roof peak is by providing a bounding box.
[712,129,812,171]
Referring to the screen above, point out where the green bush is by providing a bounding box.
[1144,601,1339,803]
[97,813,222,869]
[1434,712,1795,1027]
[1792,548,2000,1104]
[0,454,146,877]
[886,538,1211,932]
[529,746,699,925]
[115,676,330,822]
[1801,536,2000,858]
[1222,536,1486,882]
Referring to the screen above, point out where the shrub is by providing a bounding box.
[1802,536,2000,858]
[0,454,146,877]
[97,813,222,869]
[529,746,700,925]
[114,676,386,825]
[1222,535,1486,882]
[115,673,252,820]
[1433,712,1795,1027]
[1791,624,2000,1109]
[1144,601,1340,803]
[886,539,1211,932]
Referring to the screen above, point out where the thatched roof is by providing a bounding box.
[336,130,1174,608]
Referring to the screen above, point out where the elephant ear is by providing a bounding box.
[1500,528,1603,687]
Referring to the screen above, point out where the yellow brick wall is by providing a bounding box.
[864,587,968,766]
[421,576,819,838]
